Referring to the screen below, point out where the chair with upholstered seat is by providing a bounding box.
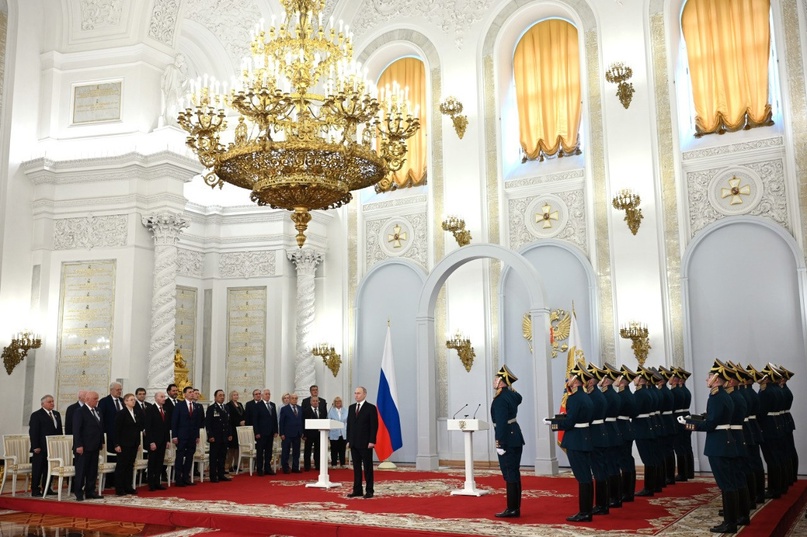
[235,426,256,476]
[192,428,209,483]
[96,435,116,495]
[43,435,74,501]
[162,439,176,487]
[1,434,32,496]
[132,431,149,489]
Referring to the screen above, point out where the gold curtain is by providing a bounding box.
[513,19,581,161]
[682,0,773,136]
[376,57,427,192]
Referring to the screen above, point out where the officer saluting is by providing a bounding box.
[491,365,524,518]
[680,359,741,534]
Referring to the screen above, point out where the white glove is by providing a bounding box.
[543,418,552,425]
[677,416,686,425]
[496,448,506,456]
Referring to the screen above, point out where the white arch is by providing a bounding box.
[681,216,807,379]
[415,244,558,474]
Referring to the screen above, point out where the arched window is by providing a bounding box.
[375,57,427,192]
[513,19,582,162]
[681,0,774,137]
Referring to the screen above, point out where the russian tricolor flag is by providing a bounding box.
[374,325,403,461]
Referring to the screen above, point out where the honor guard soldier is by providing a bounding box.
[491,365,524,518]
[617,365,639,502]
[633,365,661,496]
[724,362,751,526]
[671,367,694,481]
[758,363,785,498]
[601,362,625,508]
[546,360,594,522]
[680,359,741,534]
[585,362,618,514]
[742,364,767,505]
[776,365,797,487]
[646,368,666,492]
[656,367,678,487]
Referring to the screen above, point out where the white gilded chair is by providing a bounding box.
[96,435,116,495]
[1,434,32,496]
[235,426,255,476]
[192,428,209,483]
[163,439,176,487]
[132,431,149,489]
[43,435,74,501]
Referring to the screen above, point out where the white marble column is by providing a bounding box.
[287,248,322,397]
[143,212,189,396]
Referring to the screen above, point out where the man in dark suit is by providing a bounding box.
[72,391,104,501]
[134,387,151,419]
[29,394,63,497]
[206,389,232,482]
[145,391,171,491]
[244,388,262,426]
[302,394,326,471]
[113,393,143,496]
[346,386,378,499]
[253,389,278,476]
[172,386,203,486]
[97,382,123,488]
[64,390,86,436]
[279,393,303,473]
[301,385,326,415]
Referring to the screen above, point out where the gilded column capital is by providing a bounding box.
[142,212,189,245]
[287,248,323,273]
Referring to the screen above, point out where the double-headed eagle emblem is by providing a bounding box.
[522,309,571,357]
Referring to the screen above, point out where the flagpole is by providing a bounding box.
[377,320,399,469]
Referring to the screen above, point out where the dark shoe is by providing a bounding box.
[210,479,219,483]
[283,468,290,474]
[31,489,42,497]
[710,521,737,533]
[220,476,232,482]
[363,493,374,499]
[736,516,750,526]
[257,471,264,476]
[265,470,275,476]
[566,512,592,522]
[292,469,302,474]
[495,508,519,518]
[347,491,364,498]
[153,484,166,490]
[124,488,136,494]
[592,505,609,515]
[176,482,186,487]
[675,474,688,482]
[86,493,104,500]
[635,488,654,497]
[183,481,195,486]
[45,489,58,496]
[74,494,84,502]
[116,490,126,496]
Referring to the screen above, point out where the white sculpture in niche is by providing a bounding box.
[159,53,188,127]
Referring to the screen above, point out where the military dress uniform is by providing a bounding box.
[205,400,232,482]
[634,366,661,496]
[743,364,767,504]
[672,367,694,481]
[657,367,678,486]
[684,359,741,534]
[601,362,626,507]
[724,363,751,526]
[758,363,785,498]
[491,365,525,518]
[776,365,797,486]
[646,368,666,493]
[586,362,619,515]
[617,364,639,502]
[549,360,595,522]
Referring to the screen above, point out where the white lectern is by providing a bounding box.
[447,419,490,496]
[304,418,343,489]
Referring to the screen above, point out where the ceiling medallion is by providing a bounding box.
[387,223,408,248]
[537,203,559,229]
[525,195,568,239]
[178,0,420,248]
[720,176,751,205]
[707,167,762,216]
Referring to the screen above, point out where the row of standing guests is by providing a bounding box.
[547,359,797,535]
[27,383,353,500]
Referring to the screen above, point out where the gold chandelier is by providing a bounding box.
[178,0,420,247]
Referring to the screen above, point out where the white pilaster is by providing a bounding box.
[287,248,323,397]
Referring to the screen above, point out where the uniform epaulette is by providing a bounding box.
[725,386,734,394]
[570,385,578,395]
[710,386,719,395]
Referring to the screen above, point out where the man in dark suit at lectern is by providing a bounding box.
[73,391,104,501]
[346,386,378,499]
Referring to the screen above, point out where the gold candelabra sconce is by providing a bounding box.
[446,330,475,372]
[441,216,472,247]
[3,330,42,375]
[612,189,643,235]
[605,62,635,109]
[312,343,342,377]
[619,322,651,366]
[439,96,469,139]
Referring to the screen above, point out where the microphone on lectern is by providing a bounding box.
[472,403,482,419]
[452,403,468,419]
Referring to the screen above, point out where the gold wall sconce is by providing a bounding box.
[439,96,469,139]
[605,62,635,109]
[619,322,651,366]
[441,215,472,246]
[612,189,643,235]
[312,342,342,377]
[3,330,42,375]
[446,330,475,372]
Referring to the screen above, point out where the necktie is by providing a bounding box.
[47,410,56,428]
[114,398,121,411]
[189,403,193,417]
[159,406,165,421]
[313,406,318,418]
[92,408,100,422]
[356,403,360,416]
[292,406,297,416]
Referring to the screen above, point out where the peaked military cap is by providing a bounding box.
[586,362,607,381]
[657,366,674,380]
[636,365,656,382]
[602,362,622,381]
[496,364,518,386]
[648,367,664,382]
[569,360,594,381]
[776,365,794,380]
[620,364,638,381]
[761,362,783,381]
[709,359,734,382]
[745,364,767,383]
[672,366,692,380]
[727,361,751,382]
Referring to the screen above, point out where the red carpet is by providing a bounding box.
[0,468,803,536]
